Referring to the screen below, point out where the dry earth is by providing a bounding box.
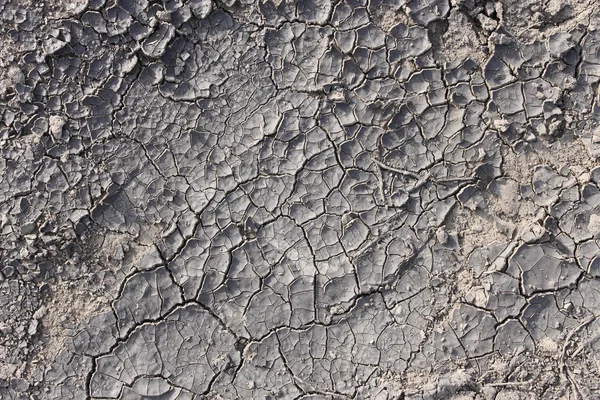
[2,0,600,399]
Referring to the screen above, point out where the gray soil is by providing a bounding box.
[2,0,600,399]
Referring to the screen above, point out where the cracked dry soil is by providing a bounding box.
[4,0,600,398]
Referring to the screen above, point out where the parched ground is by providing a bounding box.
[2,0,600,399]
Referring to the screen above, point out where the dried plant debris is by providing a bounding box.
[2,0,600,398]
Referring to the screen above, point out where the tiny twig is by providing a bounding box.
[561,316,597,367]
[372,158,421,179]
[433,176,477,183]
[567,368,584,400]
[412,172,431,191]
[486,379,533,388]
[373,161,389,206]
[560,315,597,400]
[573,328,600,357]
[372,158,477,189]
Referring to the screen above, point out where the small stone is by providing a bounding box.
[32,306,46,319]
[27,319,38,336]
[436,227,449,245]
[189,0,212,19]
[43,38,66,55]
[477,13,497,31]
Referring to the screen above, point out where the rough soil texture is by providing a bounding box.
[2,0,600,399]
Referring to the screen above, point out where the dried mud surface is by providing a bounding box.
[2,0,600,399]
